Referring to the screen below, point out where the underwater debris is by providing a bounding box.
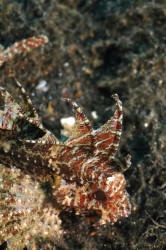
[0,35,48,67]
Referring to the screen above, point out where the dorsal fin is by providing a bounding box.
[0,87,20,130]
[64,99,93,148]
[15,79,39,118]
[94,94,123,161]
[0,84,47,140]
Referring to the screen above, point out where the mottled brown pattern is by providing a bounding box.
[0,36,131,249]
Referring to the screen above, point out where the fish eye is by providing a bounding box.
[93,189,107,202]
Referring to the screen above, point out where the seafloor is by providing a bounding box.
[0,0,166,249]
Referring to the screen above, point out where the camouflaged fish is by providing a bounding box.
[0,35,131,249]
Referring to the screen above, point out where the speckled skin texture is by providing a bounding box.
[0,80,130,249]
